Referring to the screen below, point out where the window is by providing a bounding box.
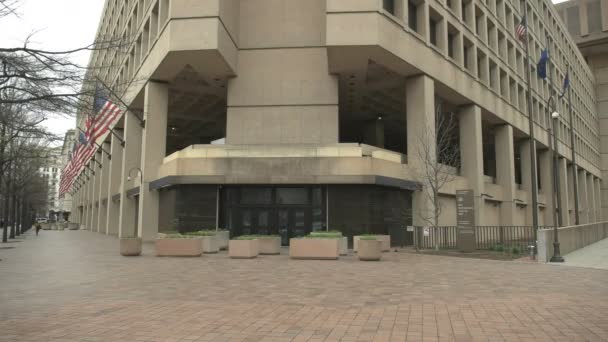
[408,0,419,32]
[383,0,395,15]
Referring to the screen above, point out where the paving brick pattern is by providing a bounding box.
[1,231,607,342]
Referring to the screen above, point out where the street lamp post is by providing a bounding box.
[546,96,564,262]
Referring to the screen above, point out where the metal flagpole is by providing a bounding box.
[566,63,580,225]
[523,3,540,246]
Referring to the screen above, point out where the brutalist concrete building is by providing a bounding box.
[71,0,603,245]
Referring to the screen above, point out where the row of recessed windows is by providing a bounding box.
[382,0,599,167]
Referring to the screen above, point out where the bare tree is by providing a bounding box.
[414,101,460,250]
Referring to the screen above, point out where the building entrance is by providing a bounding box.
[221,186,325,245]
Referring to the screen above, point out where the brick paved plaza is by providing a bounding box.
[1,231,608,342]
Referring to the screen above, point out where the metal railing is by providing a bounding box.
[413,225,551,251]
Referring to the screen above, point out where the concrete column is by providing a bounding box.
[495,125,516,225]
[83,167,91,230]
[138,81,168,242]
[595,178,603,221]
[602,0,608,32]
[406,75,435,226]
[519,140,534,225]
[97,144,111,234]
[587,173,596,222]
[91,153,101,233]
[567,164,576,224]
[363,119,385,148]
[459,105,484,225]
[538,150,555,226]
[558,158,570,226]
[118,112,142,238]
[106,131,124,236]
[581,0,589,36]
[578,168,588,223]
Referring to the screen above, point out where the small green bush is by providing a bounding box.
[359,235,377,241]
[309,231,343,237]
[511,247,520,255]
[495,245,504,252]
[304,232,342,239]
[183,230,216,237]
[488,246,495,251]
[234,235,259,240]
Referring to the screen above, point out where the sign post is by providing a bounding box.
[456,189,476,252]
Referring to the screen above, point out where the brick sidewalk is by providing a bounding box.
[0,230,607,342]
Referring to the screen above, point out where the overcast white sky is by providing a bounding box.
[0,0,105,138]
[0,0,568,139]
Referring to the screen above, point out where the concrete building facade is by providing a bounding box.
[57,129,76,220]
[71,0,603,244]
[556,0,608,221]
[40,147,62,220]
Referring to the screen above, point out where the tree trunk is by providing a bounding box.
[13,194,19,236]
[0,123,6,243]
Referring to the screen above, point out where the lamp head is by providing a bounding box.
[127,176,131,182]
[551,111,560,119]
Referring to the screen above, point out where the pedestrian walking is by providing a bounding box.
[35,223,42,236]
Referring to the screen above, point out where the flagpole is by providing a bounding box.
[523,3,540,245]
[567,63,581,224]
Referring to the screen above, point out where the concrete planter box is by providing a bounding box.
[215,230,230,250]
[68,223,79,230]
[289,238,340,260]
[258,237,281,255]
[354,235,391,252]
[155,237,203,257]
[120,237,142,256]
[339,237,348,256]
[202,236,219,254]
[358,240,382,261]
[229,239,259,258]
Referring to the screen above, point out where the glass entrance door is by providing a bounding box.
[278,208,310,246]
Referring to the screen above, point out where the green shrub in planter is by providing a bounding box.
[183,230,217,237]
[511,247,520,255]
[495,245,504,252]
[359,234,377,240]
[235,235,259,240]
[309,231,342,238]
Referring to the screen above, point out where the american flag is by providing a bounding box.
[59,88,123,196]
[516,16,527,42]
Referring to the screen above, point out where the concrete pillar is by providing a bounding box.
[578,168,588,223]
[594,178,605,222]
[519,140,534,225]
[118,112,142,238]
[558,158,570,226]
[97,144,111,234]
[406,75,435,226]
[106,131,124,236]
[567,164,576,224]
[138,81,168,242]
[91,153,101,233]
[459,105,484,225]
[587,173,596,222]
[363,119,385,148]
[538,150,555,226]
[495,125,516,225]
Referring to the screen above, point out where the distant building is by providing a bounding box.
[39,147,62,220]
[57,129,76,220]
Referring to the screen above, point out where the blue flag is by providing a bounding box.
[78,132,88,145]
[93,83,110,114]
[559,72,570,99]
[537,49,549,79]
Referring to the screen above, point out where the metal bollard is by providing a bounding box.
[528,245,535,259]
